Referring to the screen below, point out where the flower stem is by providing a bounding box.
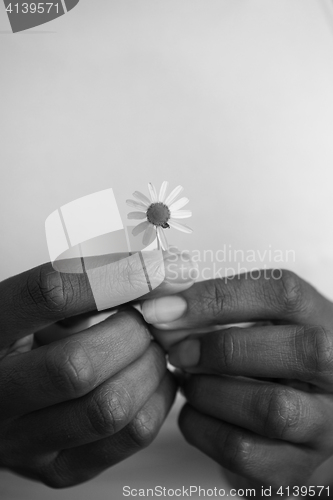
[156,228,160,250]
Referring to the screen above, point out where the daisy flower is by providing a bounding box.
[126,181,192,251]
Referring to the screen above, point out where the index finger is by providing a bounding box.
[0,249,197,346]
[143,269,333,330]
[168,324,333,391]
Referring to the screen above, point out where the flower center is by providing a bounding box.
[146,203,171,228]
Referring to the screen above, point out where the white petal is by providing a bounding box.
[126,199,148,210]
[143,224,156,246]
[170,210,192,219]
[165,185,184,206]
[158,181,169,203]
[132,191,150,206]
[127,211,147,220]
[132,221,149,236]
[157,226,168,251]
[170,197,190,211]
[148,183,158,202]
[169,220,193,234]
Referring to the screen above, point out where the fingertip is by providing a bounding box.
[141,295,188,324]
[168,339,201,368]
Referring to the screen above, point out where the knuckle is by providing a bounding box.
[45,341,95,398]
[303,326,333,382]
[87,385,132,437]
[262,386,302,440]
[277,269,307,315]
[199,278,236,319]
[217,329,236,371]
[222,427,254,475]
[25,264,74,314]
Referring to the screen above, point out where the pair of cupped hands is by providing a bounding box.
[1,246,333,492]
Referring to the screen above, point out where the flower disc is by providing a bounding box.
[146,202,171,227]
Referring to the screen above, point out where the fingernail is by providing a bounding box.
[142,295,187,324]
[164,254,198,284]
[168,340,201,368]
[164,245,181,256]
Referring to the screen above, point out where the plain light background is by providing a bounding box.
[1,0,333,498]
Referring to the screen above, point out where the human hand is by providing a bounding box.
[143,270,333,490]
[0,249,196,487]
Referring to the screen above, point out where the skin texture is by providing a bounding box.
[149,269,333,492]
[0,251,197,488]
